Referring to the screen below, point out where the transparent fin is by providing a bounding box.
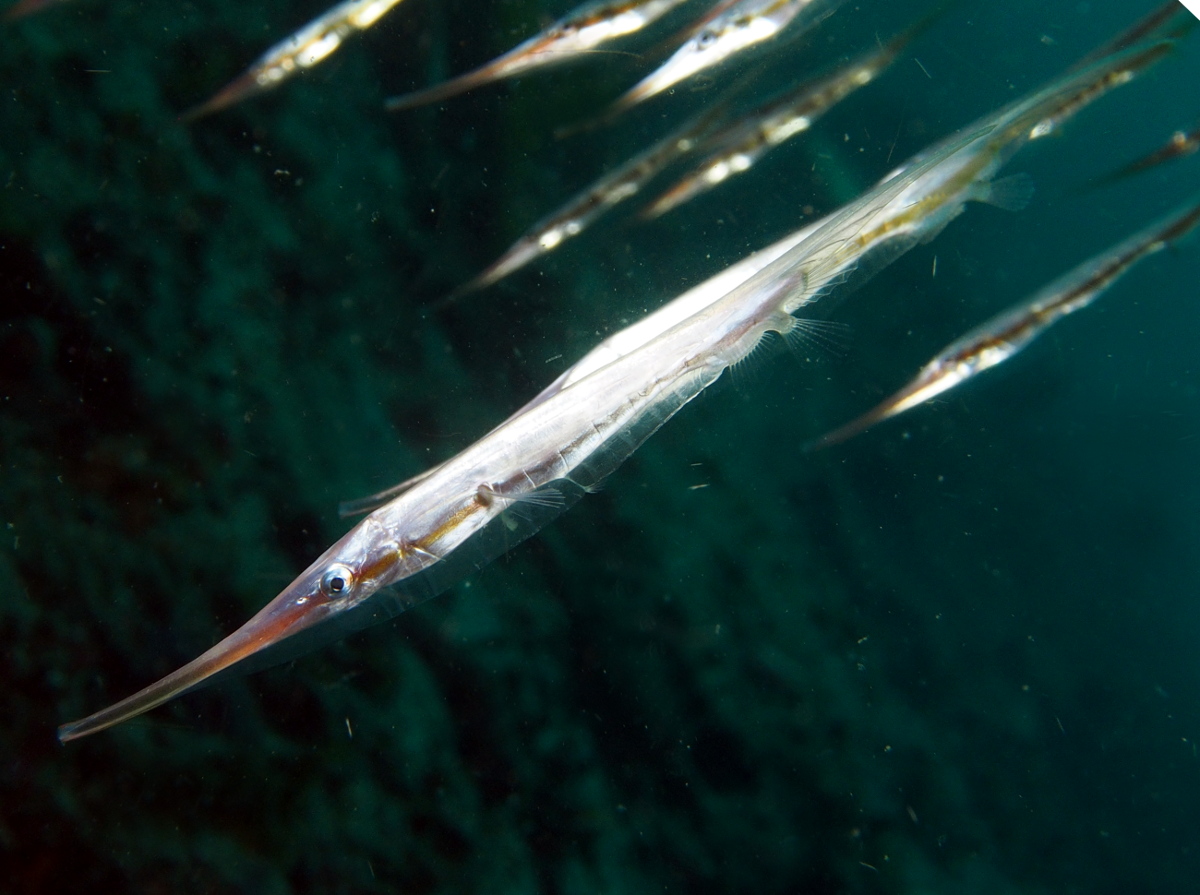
[784,317,852,360]
[790,229,919,315]
[976,173,1036,212]
[384,63,511,113]
[571,366,725,491]
[339,466,441,518]
[793,261,860,311]
[493,486,567,511]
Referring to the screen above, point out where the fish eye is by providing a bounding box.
[320,564,355,598]
[696,29,719,49]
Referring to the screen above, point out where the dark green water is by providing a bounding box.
[2,0,1198,892]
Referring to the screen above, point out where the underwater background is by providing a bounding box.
[1,0,1199,892]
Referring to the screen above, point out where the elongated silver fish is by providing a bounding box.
[807,197,1200,449]
[183,0,409,120]
[449,105,724,297]
[642,20,919,218]
[385,0,692,111]
[1091,121,1200,187]
[603,0,842,121]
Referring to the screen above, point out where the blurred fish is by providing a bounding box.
[1090,121,1200,187]
[602,0,843,121]
[1024,46,1177,143]
[384,0,693,112]
[1073,0,1195,68]
[807,196,1200,450]
[446,106,724,299]
[641,19,922,219]
[182,0,409,120]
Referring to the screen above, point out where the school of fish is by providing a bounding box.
[11,0,1196,741]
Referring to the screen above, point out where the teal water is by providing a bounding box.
[1,0,1198,892]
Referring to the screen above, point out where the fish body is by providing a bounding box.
[643,19,918,217]
[453,108,721,296]
[882,36,1174,187]
[385,0,692,111]
[1093,122,1200,185]
[808,197,1200,449]
[184,0,408,119]
[1073,0,1193,67]
[340,218,817,518]
[605,0,840,119]
[831,38,1175,283]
